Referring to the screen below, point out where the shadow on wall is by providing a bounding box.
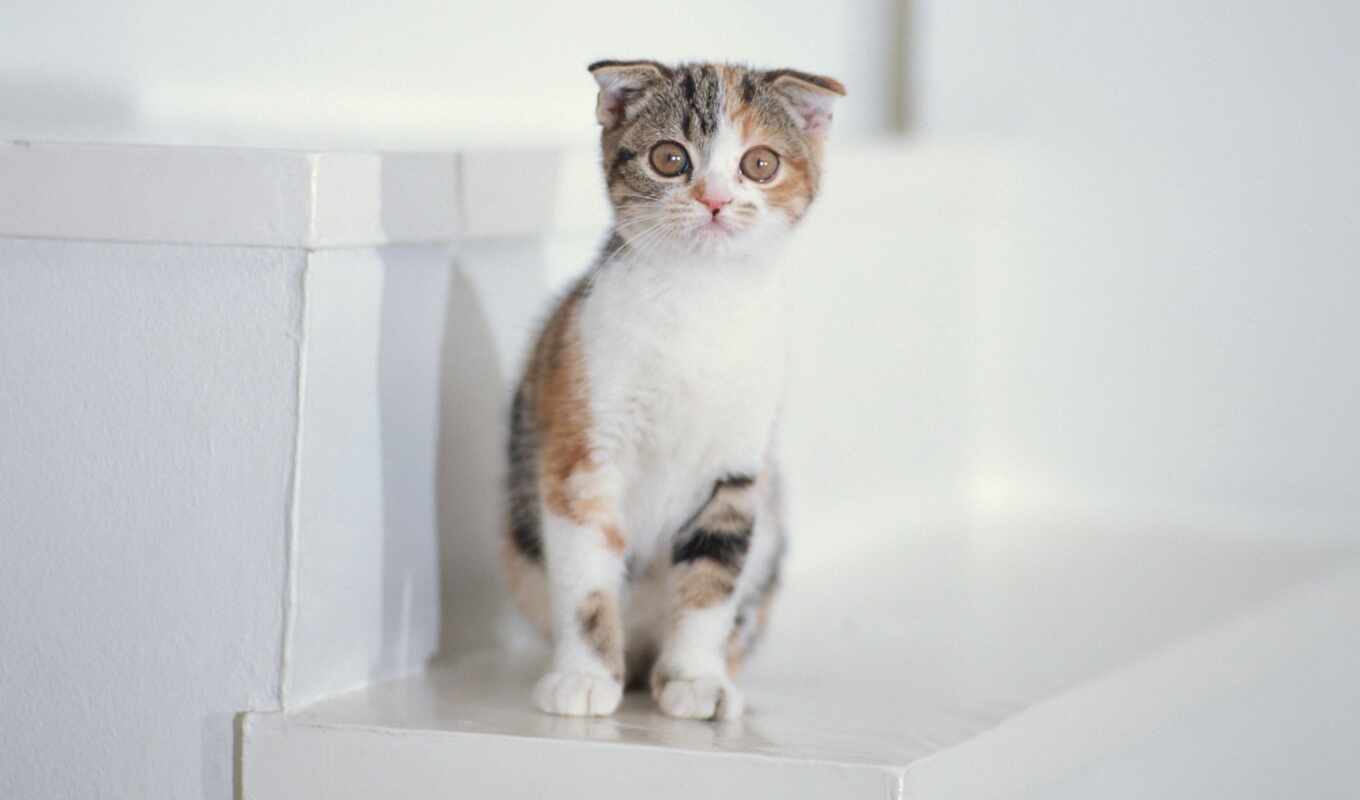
[373,246,448,680]
[374,246,515,675]
[370,158,577,688]
[373,246,522,673]
[425,239,591,662]
[431,264,513,657]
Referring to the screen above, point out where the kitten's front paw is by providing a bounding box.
[654,676,744,721]
[533,671,623,717]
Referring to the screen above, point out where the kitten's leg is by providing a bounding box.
[652,476,762,721]
[724,563,780,675]
[533,469,629,717]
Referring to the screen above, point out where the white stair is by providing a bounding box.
[244,522,1360,799]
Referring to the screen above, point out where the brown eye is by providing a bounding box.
[649,141,690,177]
[740,146,780,182]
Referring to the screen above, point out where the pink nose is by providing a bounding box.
[699,194,732,215]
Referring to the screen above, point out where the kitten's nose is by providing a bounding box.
[698,193,732,216]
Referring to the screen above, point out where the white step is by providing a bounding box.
[243,523,1360,799]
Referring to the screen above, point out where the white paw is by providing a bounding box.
[655,676,745,721]
[533,671,622,717]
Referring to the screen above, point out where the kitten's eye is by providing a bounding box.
[649,140,690,177]
[740,146,780,183]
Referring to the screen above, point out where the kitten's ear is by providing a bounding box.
[767,70,847,138]
[588,59,670,129]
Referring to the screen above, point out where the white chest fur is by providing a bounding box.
[577,254,787,553]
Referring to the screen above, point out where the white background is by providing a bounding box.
[911,0,1360,536]
[0,0,899,148]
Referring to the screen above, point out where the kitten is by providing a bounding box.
[503,60,844,720]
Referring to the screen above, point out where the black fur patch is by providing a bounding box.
[672,527,751,569]
[717,474,755,490]
[609,147,636,184]
[580,603,603,636]
[510,520,542,562]
[741,74,756,104]
[506,388,543,562]
[671,473,759,543]
[677,67,720,140]
[696,69,719,135]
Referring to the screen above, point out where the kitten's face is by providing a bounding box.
[591,61,845,260]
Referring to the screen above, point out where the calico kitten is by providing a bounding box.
[504,60,844,720]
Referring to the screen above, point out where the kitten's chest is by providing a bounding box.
[582,259,786,457]
[579,258,785,549]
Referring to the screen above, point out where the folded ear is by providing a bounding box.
[767,69,847,138]
[588,60,671,129]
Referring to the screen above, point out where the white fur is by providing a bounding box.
[582,254,786,548]
[533,248,789,719]
[534,510,627,716]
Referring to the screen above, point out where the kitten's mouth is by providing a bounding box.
[698,216,735,236]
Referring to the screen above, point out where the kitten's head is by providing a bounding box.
[590,60,845,260]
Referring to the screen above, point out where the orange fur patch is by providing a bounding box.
[737,108,759,141]
[601,523,626,554]
[717,71,820,221]
[533,294,589,497]
[531,290,626,553]
[719,65,746,118]
[684,481,758,541]
[705,483,757,529]
[762,153,815,220]
[690,177,710,205]
[674,561,738,610]
[577,589,625,680]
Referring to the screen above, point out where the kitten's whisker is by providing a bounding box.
[598,218,673,271]
[619,226,673,265]
[615,222,677,269]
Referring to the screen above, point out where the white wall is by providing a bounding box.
[0,239,302,800]
[912,0,1360,537]
[1,0,898,150]
[0,232,473,793]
